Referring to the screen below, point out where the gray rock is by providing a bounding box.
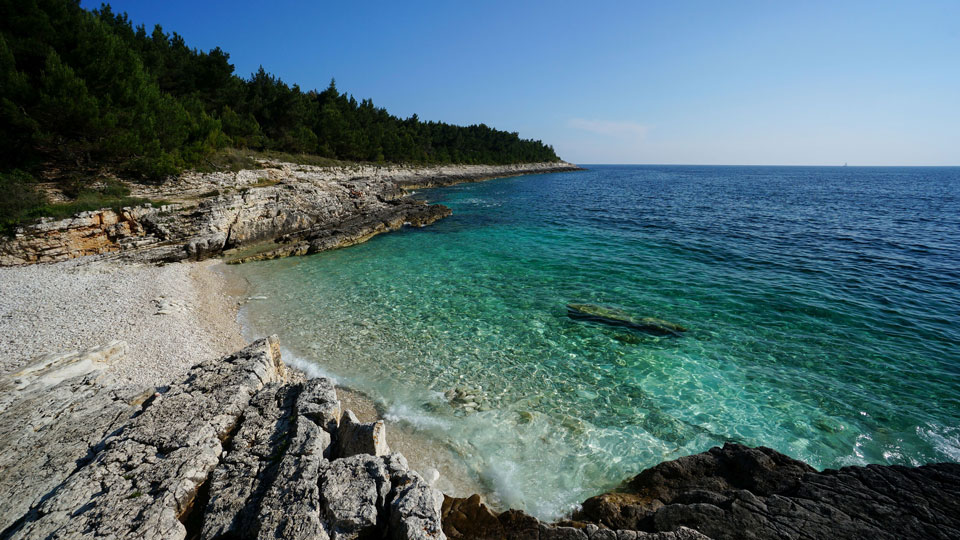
[0,341,149,533]
[388,467,445,540]
[320,454,392,540]
[591,528,618,540]
[336,409,390,458]
[3,336,290,539]
[0,335,448,540]
[0,161,581,266]
[575,443,960,540]
[201,377,336,540]
[540,525,589,540]
[297,375,342,436]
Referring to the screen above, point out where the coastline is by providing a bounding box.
[0,160,578,521]
[0,160,581,267]
[227,265,489,499]
[0,167,960,540]
[0,253,486,502]
[225,261,490,499]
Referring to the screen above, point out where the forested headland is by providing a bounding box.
[0,0,561,233]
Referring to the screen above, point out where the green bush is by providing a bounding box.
[0,170,46,236]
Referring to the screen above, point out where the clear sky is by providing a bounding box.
[80,0,959,165]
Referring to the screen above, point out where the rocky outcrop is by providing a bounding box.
[0,161,579,266]
[386,162,582,189]
[441,495,709,540]
[0,337,446,540]
[2,338,958,539]
[0,205,169,265]
[574,443,960,539]
[0,341,150,531]
[443,443,960,540]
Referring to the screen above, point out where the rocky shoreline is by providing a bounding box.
[2,160,959,539]
[441,444,960,539]
[0,161,580,267]
[2,333,957,540]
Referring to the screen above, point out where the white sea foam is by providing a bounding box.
[385,402,451,431]
[918,424,960,462]
[281,346,339,382]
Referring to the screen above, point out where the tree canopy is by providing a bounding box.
[0,0,561,184]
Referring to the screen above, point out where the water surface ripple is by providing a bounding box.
[234,165,960,519]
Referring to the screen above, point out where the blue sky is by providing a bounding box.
[81,1,959,165]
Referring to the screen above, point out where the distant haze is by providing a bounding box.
[84,1,960,166]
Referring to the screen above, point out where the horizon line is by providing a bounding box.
[572,163,960,168]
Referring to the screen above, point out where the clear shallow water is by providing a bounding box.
[233,165,960,519]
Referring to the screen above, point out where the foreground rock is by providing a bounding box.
[0,337,445,539]
[6,334,953,539]
[0,161,579,266]
[442,443,960,540]
[441,495,708,540]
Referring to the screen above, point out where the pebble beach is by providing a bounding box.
[0,257,246,386]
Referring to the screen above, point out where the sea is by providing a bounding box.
[230,165,960,520]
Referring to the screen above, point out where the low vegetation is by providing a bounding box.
[0,173,161,235]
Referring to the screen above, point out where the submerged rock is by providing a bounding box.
[567,304,687,336]
[443,385,488,414]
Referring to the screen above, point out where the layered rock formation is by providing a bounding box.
[0,161,579,266]
[0,205,167,265]
[0,337,445,539]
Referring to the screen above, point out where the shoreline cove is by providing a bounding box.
[1,163,959,539]
[228,264,489,500]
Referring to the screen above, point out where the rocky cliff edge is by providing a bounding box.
[0,161,580,266]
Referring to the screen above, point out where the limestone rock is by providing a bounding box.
[0,341,148,533]
[0,161,580,266]
[201,377,336,540]
[0,336,448,540]
[3,336,289,539]
[336,409,390,458]
[297,375,342,435]
[388,467,445,540]
[320,454,392,540]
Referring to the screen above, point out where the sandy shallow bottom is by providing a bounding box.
[0,255,484,499]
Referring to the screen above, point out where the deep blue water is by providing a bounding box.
[233,165,960,518]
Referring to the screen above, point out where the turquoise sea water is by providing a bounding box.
[233,165,960,519]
